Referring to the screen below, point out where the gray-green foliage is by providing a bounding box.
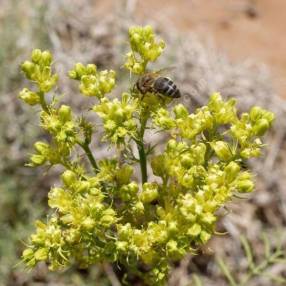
[0,0,50,284]
[217,233,286,286]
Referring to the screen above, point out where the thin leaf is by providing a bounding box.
[262,232,271,259]
[240,235,255,270]
[217,257,238,286]
[192,274,203,286]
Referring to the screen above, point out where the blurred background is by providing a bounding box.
[0,0,285,285]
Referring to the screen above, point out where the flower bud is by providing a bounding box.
[181,153,193,169]
[19,88,40,106]
[100,209,116,227]
[224,161,240,183]
[61,170,77,187]
[132,201,144,214]
[211,141,232,161]
[82,217,95,230]
[200,230,211,243]
[86,64,97,74]
[30,154,46,165]
[75,63,86,77]
[181,173,194,188]
[151,155,166,177]
[21,61,35,77]
[31,49,42,63]
[41,51,52,66]
[22,248,36,267]
[128,182,139,194]
[68,70,77,79]
[167,139,177,151]
[167,221,178,235]
[253,118,269,136]
[116,165,133,186]
[174,104,188,119]
[34,248,48,261]
[237,180,254,193]
[201,212,216,224]
[140,182,159,203]
[187,223,201,236]
[76,181,90,193]
[132,62,144,74]
[166,240,185,260]
[116,241,128,252]
[34,141,49,155]
[249,106,263,122]
[58,105,72,122]
[240,148,251,159]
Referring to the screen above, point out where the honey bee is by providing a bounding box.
[135,68,181,98]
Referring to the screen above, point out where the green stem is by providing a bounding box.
[78,141,99,174]
[138,142,147,184]
[137,115,148,184]
[38,91,49,113]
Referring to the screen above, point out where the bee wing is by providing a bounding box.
[144,67,176,77]
[154,66,176,76]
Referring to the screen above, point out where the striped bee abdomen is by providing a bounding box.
[154,77,181,98]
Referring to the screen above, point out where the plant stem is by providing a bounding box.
[38,91,49,113]
[78,141,99,174]
[137,115,148,184]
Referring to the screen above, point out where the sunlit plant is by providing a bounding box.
[20,26,274,285]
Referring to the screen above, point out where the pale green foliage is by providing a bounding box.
[217,233,286,286]
[19,26,274,285]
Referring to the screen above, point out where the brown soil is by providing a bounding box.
[96,0,286,98]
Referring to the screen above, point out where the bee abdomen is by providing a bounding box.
[154,77,181,98]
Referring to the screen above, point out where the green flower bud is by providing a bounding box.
[41,51,52,66]
[31,49,42,63]
[76,181,90,193]
[187,223,201,237]
[82,217,95,230]
[116,241,128,252]
[132,201,144,214]
[116,165,133,186]
[200,231,211,243]
[61,170,77,187]
[167,221,178,235]
[181,173,194,188]
[253,118,269,136]
[21,61,35,77]
[86,64,97,74]
[128,182,139,194]
[34,141,49,154]
[174,104,189,119]
[140,182,159,203]
[201,212,216,224]
[100,209,116,227]
[125,25,165,74]
[151,155,166,177]
[34,248,48,261]
[237,180,254,193]
[249,106,263,122]
[167,139,177,151]
[19,88,40,105]
[210,141,233,161]
[58,105,72,122]
[22,248,36,267]
[30,154,46,165]
[224,161,240,183]
[181,153,193,169]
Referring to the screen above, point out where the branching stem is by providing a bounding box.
[137,114,148,184]
[38,91,49,113]
[78,141,99,174]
